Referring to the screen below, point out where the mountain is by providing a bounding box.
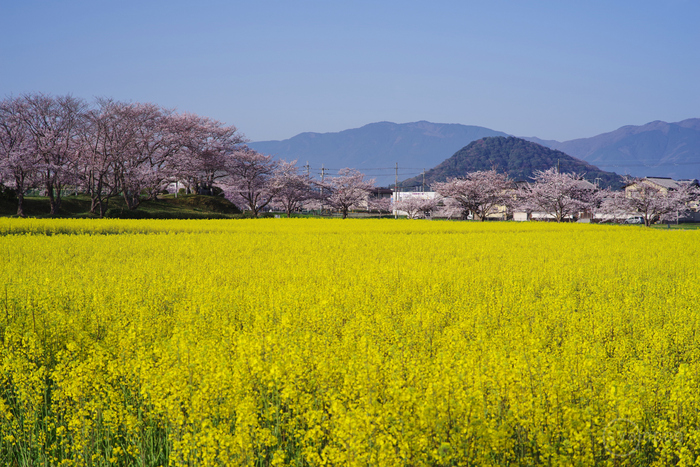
[399,137,623,189]
[248,121,509,186]
[523,119,700,180]
[250,118,700,185]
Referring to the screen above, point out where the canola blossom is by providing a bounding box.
[1,219,699,466]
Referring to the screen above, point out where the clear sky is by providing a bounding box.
[2,0,698,142]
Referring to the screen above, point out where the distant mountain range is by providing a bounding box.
[522,119,700,180]
[249,119,700,186]
[248,121,508,186]
[399,137,623,189]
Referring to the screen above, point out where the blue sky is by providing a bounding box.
[1,0,698,142]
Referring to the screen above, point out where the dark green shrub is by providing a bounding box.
[0,185,17,202]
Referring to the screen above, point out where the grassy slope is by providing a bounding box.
[0,194,242,219]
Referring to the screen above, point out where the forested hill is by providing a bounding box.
[400,136,624,189]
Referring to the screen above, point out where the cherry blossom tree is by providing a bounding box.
[168,113,245,195]
[323,168,375,219]
[589,188,627,223]
[0,97,39,217]
[79,101,231,214]
[368,196,391,215]
[15,93,87,215]
[517,168,595,222]
[110,107,245,209]
[222,147,279,217]
[1,94,273,217]
[270,160,319,217]
[393,196,438,219]
[75,101,247,214]
[115,103,183,209]
[77,99,140,217]
[434,198,462,219]
[600,177,699,226]
[433,170,512,221]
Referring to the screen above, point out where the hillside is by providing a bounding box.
[400,137,623,189]
[0,194,242,219]
[249,121,509,186]
[524,119,700,179]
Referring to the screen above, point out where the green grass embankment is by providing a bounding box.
[0,194,242,219]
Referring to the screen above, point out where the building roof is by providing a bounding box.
[645,177,682,190]
[573,179,597,190]
[630,177,700,191]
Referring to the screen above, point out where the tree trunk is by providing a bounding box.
[246,192,260,217]
[13,173,27,218]
[16,192,25,218]
[47,182,59,216]
[95,192,111,218]
[123,191,141,210]
[99,197,110,218]
[90,178,101,214]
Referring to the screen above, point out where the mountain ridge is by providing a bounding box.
[522,118,700,179]
[248,121,509,185]
[249,119,700,185]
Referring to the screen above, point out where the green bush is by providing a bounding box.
[0,185,17,202]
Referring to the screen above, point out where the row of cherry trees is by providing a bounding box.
[3,94,695,221]
[245,164,384,219]
[394,168,699,225]
[0,94,384,218]
[0,94,248,216]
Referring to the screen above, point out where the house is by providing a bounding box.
[371,187,394,200]
[624,177,695,197]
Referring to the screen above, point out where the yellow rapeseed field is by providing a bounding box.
[1,218,699,466]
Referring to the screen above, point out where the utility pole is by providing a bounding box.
[303,162,311,215]
[395,163,398,191]
[557,159,560,174]
[320,164,326,216]
[394,162,399,219]
[422,169,425,192]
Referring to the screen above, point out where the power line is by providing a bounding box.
[595,161,700,168]
[301,161,700,170]
[306,166,428,171]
